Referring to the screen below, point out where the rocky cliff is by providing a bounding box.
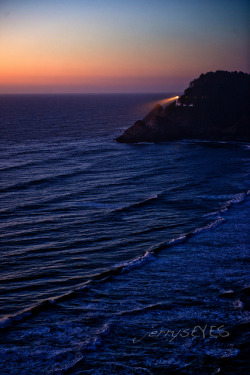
[116,71,250,143]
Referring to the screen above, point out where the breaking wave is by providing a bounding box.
[0,189,249,331]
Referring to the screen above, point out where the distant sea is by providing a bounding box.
[0,94,249,374]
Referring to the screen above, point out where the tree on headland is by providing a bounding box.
[180,70,250,126]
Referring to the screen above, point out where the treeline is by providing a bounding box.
[180,70,250,126]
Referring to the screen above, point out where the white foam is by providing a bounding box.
[120,251,155,273]
[166,235,188,246]
[193,216,225,234]
[206,347,240,358]
[233,299,244,309]
[222,289,234,295]
[83,323,110,351]
[204,190,249,218]
[220,191,248,213]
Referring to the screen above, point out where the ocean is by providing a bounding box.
[0,94,249,374]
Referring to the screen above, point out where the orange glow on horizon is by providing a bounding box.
[0,1,249,93]
[0,27,189,92]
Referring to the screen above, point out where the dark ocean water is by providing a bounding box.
[0,94,249,374]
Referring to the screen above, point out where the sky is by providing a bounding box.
[0,0,249,93]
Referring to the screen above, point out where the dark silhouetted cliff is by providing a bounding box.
[116,71,250,143]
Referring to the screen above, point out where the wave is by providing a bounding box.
[105,184,196,214]
[0,191,113,218]
[112,194,160,214]
[120,251,156,272]
[192,216,225,234]
[1,189,249,331]
[0,169,85,194]
[148,216,225,255]
[51,321,152,375]
[0,191,162,219]
[219,190,250,213]
[0,181,192,218]
[203,190,250,218]
[117,301,173,317]
[0,282,91,329]
[82,323,110,351]
[0,155,77,173]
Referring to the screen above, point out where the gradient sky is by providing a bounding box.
[0,0,249,93]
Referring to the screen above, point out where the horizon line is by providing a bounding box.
[0,91,182,96]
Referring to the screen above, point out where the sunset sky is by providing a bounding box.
[0,0,249,93]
